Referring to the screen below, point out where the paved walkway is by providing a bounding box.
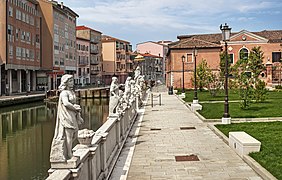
[111,88,262,180]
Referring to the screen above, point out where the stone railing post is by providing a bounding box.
[99,132,109,178]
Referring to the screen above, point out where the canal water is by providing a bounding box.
[0,99,109,180]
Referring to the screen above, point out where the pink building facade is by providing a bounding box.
[136,41,170,83]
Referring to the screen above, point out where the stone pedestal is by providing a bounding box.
[191,102,202,112]
[222,117,231,124]
[50,156,80,169]
[179,93,185,98]
[229,131,261,158]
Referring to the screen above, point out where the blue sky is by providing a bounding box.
[65,0,282,49]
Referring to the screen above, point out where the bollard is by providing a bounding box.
[151,93,153,107]
[159,94,161,106]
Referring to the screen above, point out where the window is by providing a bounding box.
[21,12,25,22]
[21,31,26,42]
[15,28,19,41]
[25,14,29,24]
[36,51,40,61]
[7,24,13,42]
[16,9,21,20]
[239,48,249,60]
[186,53,193,63]
[26,32,30,43]
[21,48,26,59]
[229,54,234,64]
[35,34,40,43]
[9,6,13,17]
[26,49,30,59]
[9,45,13,57]
[16,47,21,58]
[30,50,34,60]
[272,52,281,63]
[29,16,34,26]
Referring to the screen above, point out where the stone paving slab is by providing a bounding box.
[111,92,262,180]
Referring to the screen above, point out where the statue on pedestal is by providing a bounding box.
[50,74,84,162]
[109,77,120,115]
[123,77,132,104]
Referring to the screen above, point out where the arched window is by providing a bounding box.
[239,48,249,60]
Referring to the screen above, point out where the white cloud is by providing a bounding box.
[72,0,277,30]
[65,0,281,45]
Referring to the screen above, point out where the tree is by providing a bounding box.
[233,46,267,109]
[195,59,212,91]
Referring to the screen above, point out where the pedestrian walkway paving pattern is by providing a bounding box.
[111,87,262,180]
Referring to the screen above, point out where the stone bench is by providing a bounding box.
[229,131,261,158]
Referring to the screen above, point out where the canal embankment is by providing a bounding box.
[0,93,45,107]
[0,87,111,108]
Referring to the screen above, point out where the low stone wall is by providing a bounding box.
[76,87,110,99]
[46,97,138,180]
[0,94,45,107]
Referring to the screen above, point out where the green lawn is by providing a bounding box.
[215,122,282,180]
[184,89,240,102]
[183,90,282,119]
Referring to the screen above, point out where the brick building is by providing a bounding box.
[167,29,282,89]
[0,0,41,95]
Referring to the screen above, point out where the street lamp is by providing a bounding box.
[182,55,185,93]
[220,23,232,124]
[193,47,198,103]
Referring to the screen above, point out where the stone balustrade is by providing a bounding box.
[46,95,139,180]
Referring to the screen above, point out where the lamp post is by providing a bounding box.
[220,23,232,124]
[193,47,198,103]
[182,55,185,93]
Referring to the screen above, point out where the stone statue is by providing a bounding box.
[134,66,141,80]
[123,77,132,104]
[50,74,84,162]
[109,77,120,115]
[129,79,136,101]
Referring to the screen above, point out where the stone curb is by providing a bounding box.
[208,124,277,180]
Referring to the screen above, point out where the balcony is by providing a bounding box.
[90,38,100,44]
[90,60,99,65]
[90,49,99,54]
[91,70,100,75]
[116,48,125,53]
[78,60,89,66]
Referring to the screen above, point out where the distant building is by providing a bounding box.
[136,41,171,83]
[76,25,102,86]
[102,35,133,85]
[167,29,282,89]
[37,0,78,90]
[0,0,41,95]
[75,37,90,86]
[134,53,163,84]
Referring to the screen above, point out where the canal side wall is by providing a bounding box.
[76,87,110,99]
[47,95,142,180]
[0,94,45,107]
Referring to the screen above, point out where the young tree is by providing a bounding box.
[195,59,212,91]
[233,46,267,109]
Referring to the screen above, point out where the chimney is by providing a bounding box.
[60,2,63,9]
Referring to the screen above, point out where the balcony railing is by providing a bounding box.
[91,70,100,75]
[90,38,100,44]
[90,60,99,65]
[90,49,99,54]
[78,60,89,66]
